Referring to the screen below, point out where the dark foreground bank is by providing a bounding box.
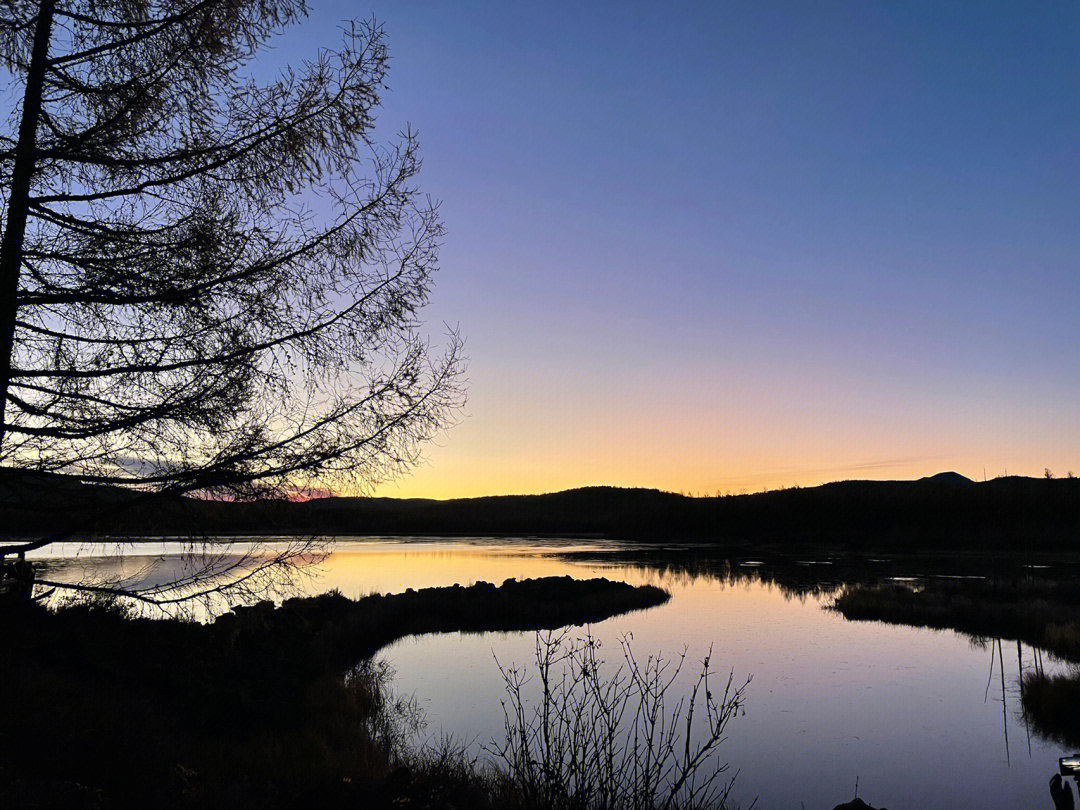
[0,577,666,810]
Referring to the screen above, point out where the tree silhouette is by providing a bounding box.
[0,0,464,606]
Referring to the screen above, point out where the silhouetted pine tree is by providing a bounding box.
[0,0,463,603]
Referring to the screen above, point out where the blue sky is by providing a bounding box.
[273,1,1080,495]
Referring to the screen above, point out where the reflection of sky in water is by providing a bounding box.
[39,539,1072,810]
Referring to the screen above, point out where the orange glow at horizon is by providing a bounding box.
[366,456,1049,501]
[352,319,1080,501]
[360,384,1074,500]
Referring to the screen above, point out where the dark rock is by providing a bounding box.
[833,799,887,810]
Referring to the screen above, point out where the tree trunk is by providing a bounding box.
[0,0,56,452]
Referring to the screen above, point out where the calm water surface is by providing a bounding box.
[34,538,1070,810]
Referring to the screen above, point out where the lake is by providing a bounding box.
[31,538,1072,810]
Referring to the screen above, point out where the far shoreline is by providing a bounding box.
[6,468,1080,553]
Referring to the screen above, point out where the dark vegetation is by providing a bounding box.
[1021,671,1080,747]
[0,577,667,810]
[557,546,1074,600]
[590,547,1080,757]
[546,548,1080,759]
[832,578,1080,661]
[6,469,1080,551]
[831,573,1080,746]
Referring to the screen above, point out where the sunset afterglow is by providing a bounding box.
[320,1,1080,498]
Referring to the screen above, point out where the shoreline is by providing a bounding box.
[0,576,670,809]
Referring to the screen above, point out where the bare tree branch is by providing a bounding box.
[0,0,465,608]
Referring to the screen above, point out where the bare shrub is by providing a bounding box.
[487,630,750,810]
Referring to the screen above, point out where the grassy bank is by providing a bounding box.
[830,576,1080,746]
[0,577,669,810]
[831,578,1080,661]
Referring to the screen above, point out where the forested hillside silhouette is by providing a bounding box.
[5,469,1080,549]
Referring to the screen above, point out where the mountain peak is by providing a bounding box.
[919,471,975,486]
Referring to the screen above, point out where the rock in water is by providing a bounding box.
[833,800,887,810]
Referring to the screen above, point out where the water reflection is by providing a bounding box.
[33,538,1080,810]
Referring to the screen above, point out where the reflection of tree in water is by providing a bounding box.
[559,549,857,600]
[32,540,326,618]
[976,636,1044,765]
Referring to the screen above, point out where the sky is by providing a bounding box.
[276,1,1080,498]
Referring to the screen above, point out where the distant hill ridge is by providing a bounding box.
[2,468,1078,550]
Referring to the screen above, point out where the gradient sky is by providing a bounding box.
[276,1,1080,498]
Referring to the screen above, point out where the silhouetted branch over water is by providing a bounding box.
[489,630,748,810]
[0,0,464,599]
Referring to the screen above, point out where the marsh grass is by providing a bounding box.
[830,579,1080,661]
[1021,667,1080,747]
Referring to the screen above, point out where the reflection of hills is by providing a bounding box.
[4,468,1080,550]
[566,548,1080,601]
